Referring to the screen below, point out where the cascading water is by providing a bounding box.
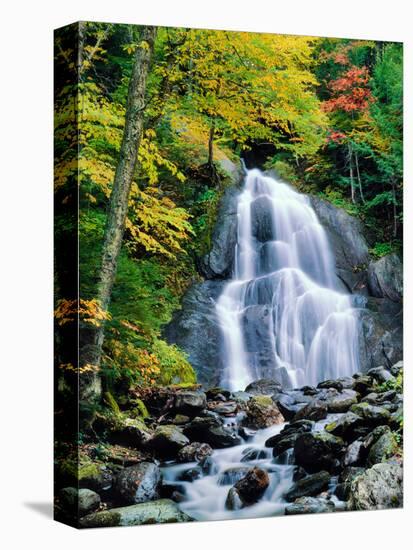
[217,169,360,391]
[163,168,360,521]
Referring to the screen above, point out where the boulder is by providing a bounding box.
[184,416,242,448]
[284,471,331,502]
[245,378,283,396]
[367,366,395,384]
[146,425,190,459]
[179,467,202,482]
[325,412,366,442]
[335,467,365,500]
[242,396,285,429]
[323,389,359,413]
[294,432,345,473]
[241,448,268,462]
[80,499,193,528]
[225,487,244,511]
[285,497,335,515]
[367,253,403,302]
[343,439,366,467]
[348,463,403,510]
[174,391,207,416]
[232,467,270,505]
[113,462,161,505]
[292,400,328,422]
[367,431,398,466]
[177,442,213,463]
[265,420,313,457]
[59,487,101,517]
[390,360,403,377]
[207,401,238,416]
[350,402,391,426]
[218,467,251,486]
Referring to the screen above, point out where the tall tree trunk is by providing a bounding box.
[208,121,215,168]
[347,142,356,203]
[354,149,365,204]
[391,178,398,238]
[79,26,157,405]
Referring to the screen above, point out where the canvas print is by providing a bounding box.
[54,22,403,528]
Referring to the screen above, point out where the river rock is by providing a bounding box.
[242,396,285,429]
[350,402,391,426]
[285,496,335,515]
[335,467,365,500]
[284,471,331,502]
[294,432,345,473]
[177,442,213,463]
[367,366,395,384]
[367,431,398,466]
[325,412,366,442]
[323,389,359,413]
[367,253,403,302]
[265,420,313,457]
[80,499,193,528]
[348,463,403,510]
[225,487,244,511]
[184,416,242,448]
[232,467,270,505]
[59,487,101,517]
[207,401,238,416]
[343,439,366,467]
[292,400,328,422]
[146,425,190,459]
[245,378,283,396]
[390,360,403,377]
[218,467,251,486]
[113,462,161,505]
[174,390,207,416]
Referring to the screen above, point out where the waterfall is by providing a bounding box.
[216,169,360,391]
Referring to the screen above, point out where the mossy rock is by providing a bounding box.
[128,398,149,419]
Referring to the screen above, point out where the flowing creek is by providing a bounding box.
[163,169,360,520]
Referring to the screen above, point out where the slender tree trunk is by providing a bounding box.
[354,149,365,204]
[347,142,356,203]
[208,121,215,168]
[391,178,398,238]
[79,26,157,405]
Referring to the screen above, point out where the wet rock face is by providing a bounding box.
[163,280,226,387]
[348,463,403,510]
[284,471,331,502]
[294,432,345,473]
[227,467,270,508]
[367,253,403,302]
[113,463,162,505]
[199,186,240,279]
[184,416,242,448]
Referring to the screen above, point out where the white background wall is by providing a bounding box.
[1,1,411,548]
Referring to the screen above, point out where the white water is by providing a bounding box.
[216,169,360,391]
[163,421,295,521]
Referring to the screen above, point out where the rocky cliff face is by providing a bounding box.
[164,178,403,388]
